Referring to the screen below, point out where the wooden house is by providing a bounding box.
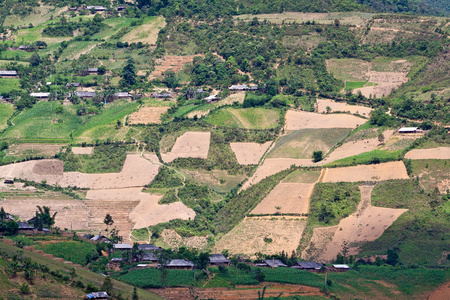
[113,243,132,251]
[293,261,324,272]
[138,244,162,252]
[17,222,35,234]
[209,254,230,266]
[256,259,288,268]
[165,259,194,270]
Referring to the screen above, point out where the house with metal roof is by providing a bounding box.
[209,254,230,266]
[141,252,158,262]
[398,127,422,134]
[0,70,18,77]
[332,264,351,272]
[90,235,111,243]
[138,244,162,252]
[165,259,194,269]
[87,68,99,73]
[86,6,107,11]
[75,91,96,98]
[17,222,35,233]
[114,92,132,98]
[205,95,221,103]
[228,84,248,91]
[85,292,110,299]
[113,243,132,251]
[151,92,172,98]
[293,261,324,271]
[256,259,288,268]
[66,82,81,88]
[30,92,51,99]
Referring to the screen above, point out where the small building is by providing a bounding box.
[114,92,132,99]
[398,127,422,134]
[46,82,52,85]
[30,92,50,99]
[17,222,35,233]
[75,91,96,98]
[205,95,221,103]
[165,259,194,270]
[109,257,123,266]
[113,243,132,251]
[248,85,258,91]
[151,92,172,99]
[4,177,14,184]
[228,84,248,91]
[135,264,148,269]
[87,68,98,73]
[90,235,110,243]
[68,6,78,11]
[66,82,81,88]
[141,252,158,263]
[209,254,230,266]
[85,292,110,299]
[256,259,288,268]
[293,261,324,272]
[18,45,32,51]
[86,6,107,11]
[0,70,18,77]
[117,5,128,11]
[138,244,162,252]
[332,264,351,272]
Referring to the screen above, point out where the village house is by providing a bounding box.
[0,70,18,77]
[205,95,221,103]
[114,92,132,99]
[66,82,81,88]
[151,92,172,99]
[87,68,99,74]
[228,84,248,92]
[398,127,423,134]
[113,243,133,251]
[85,292,110,299]
[86,6,107,11]
[18,45,32,51]
[117,5,128,11]
[107,257,123,270]
[293,261,324,272]
[164,259,194,270]
[138,244,162,252]
[209,254,231,266]
[90,235,110,243]
[256,259,288,268]
[332,264,351,272]
[17,222,35,234]
[141,252,158,263]
[75,91,96,98]
[30,92,50,99]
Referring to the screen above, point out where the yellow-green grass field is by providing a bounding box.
[0,78,20,94]
[206,107,281,129]
[0,103,15,131]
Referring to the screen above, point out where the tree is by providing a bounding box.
[121,58,136,87]
[192,252,210,271]
[103,214,114,232]
[33,206,57,230]
[30,52,41,66]
[98,65,107,75]
[378,133,385,143]
[163,70,179,89]
[312,151,323,162]
[157,249,172,288]
[132,286,139,300]
[101,276,113,295]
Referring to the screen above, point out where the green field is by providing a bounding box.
[345,81,367,90]
[72,100,139,143]
[325,149,404,167]
[0,103,14,130]
[267,128,350,159]
[36,241,97,266]
[2,101,81,141]
[0,78,20,94]
[206,107,281,129]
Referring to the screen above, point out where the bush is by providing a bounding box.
[312,151,323,162]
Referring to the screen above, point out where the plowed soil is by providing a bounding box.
[230,142,272,165]
[322,161,409,182]
[161,131,211,163]
[121,16,166,45]
[71,147,93,155]
[128,106,169,125]
[149,55,203,79]
[405,147,450,160]
[353,71,408,98]
[214,217,306,256]
[317,99,373,117]
[285,110,364,130]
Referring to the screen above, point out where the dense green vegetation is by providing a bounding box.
[36,241,97,266]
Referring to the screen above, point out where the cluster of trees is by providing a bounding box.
[42,14,107,37]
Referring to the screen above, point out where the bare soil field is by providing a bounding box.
[251,183,315,215]
[128,106,169,125]
[234,12,373,26]
[160,229,207,250]
[214,217,306,256]
[87,188,195,229]
[230,142,272,165]
[161,131,211,163]
[353,71,408,98]
[303,186,408,262]
[405,147,450,160]
[6,143,65,158]
[149,55,203,79]
[242,158,317,190]
[317,99,373,117]
[428,282,450,300]
[71,147,93,155]
[0,154,160,189]
[322,161,409,182]
[321,130,395,163]
[152,283,325,300]
[285,110,364,130]
[121,16,166,45]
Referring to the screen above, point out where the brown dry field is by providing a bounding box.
[87,188,195,229]
[405,147,450,160]
[152,283,324,300]
[214,217,306,256]
[321,129,395,164]
[128,106,169,125]
[251,182,315,215]
[316,99,373,117]
[187,92,246,119]
[428,281,450,300]
[242,158,316,190]
[160,229,208,250]
[353,71,408,98]
[161,131,211,163]
[121,16,166,45]
[322,161,409,182]
[71,147,93,155]
[285,110,364,130]
[303,185,408,262]
[230,141,272,165]
[6,143,65,157]
[149,55,203,79]
[0,154,160,189]
[382,133,422,151]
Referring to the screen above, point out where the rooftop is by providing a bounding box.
[263,259,288,268]
[0,70,18,75]
[113,243,132,250]
[296,261,323,269]
[30,92,50,98]
[166,259,194,267]
[333,264,351,269]
[209,254,230,264]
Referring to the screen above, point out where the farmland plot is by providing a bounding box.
[317,99,373,117]
[405,147,450,160]
[230,142,272,165]
[285,110,364,130]
[128,106,169,125]
[161,132,211,163]
[121,16,166,45]
[322,161,409,182]
[71,147,93,155]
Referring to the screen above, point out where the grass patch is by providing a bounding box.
[206,107,281,129]
[36,241,96,266]
[120,268,195,288]
[268,128,350,159]
[410,159,450,193]
[282,169,321,183]
[0,103,14,130]
[345,81,367,90]
[325,149,403,167]
[0,78,20,94]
